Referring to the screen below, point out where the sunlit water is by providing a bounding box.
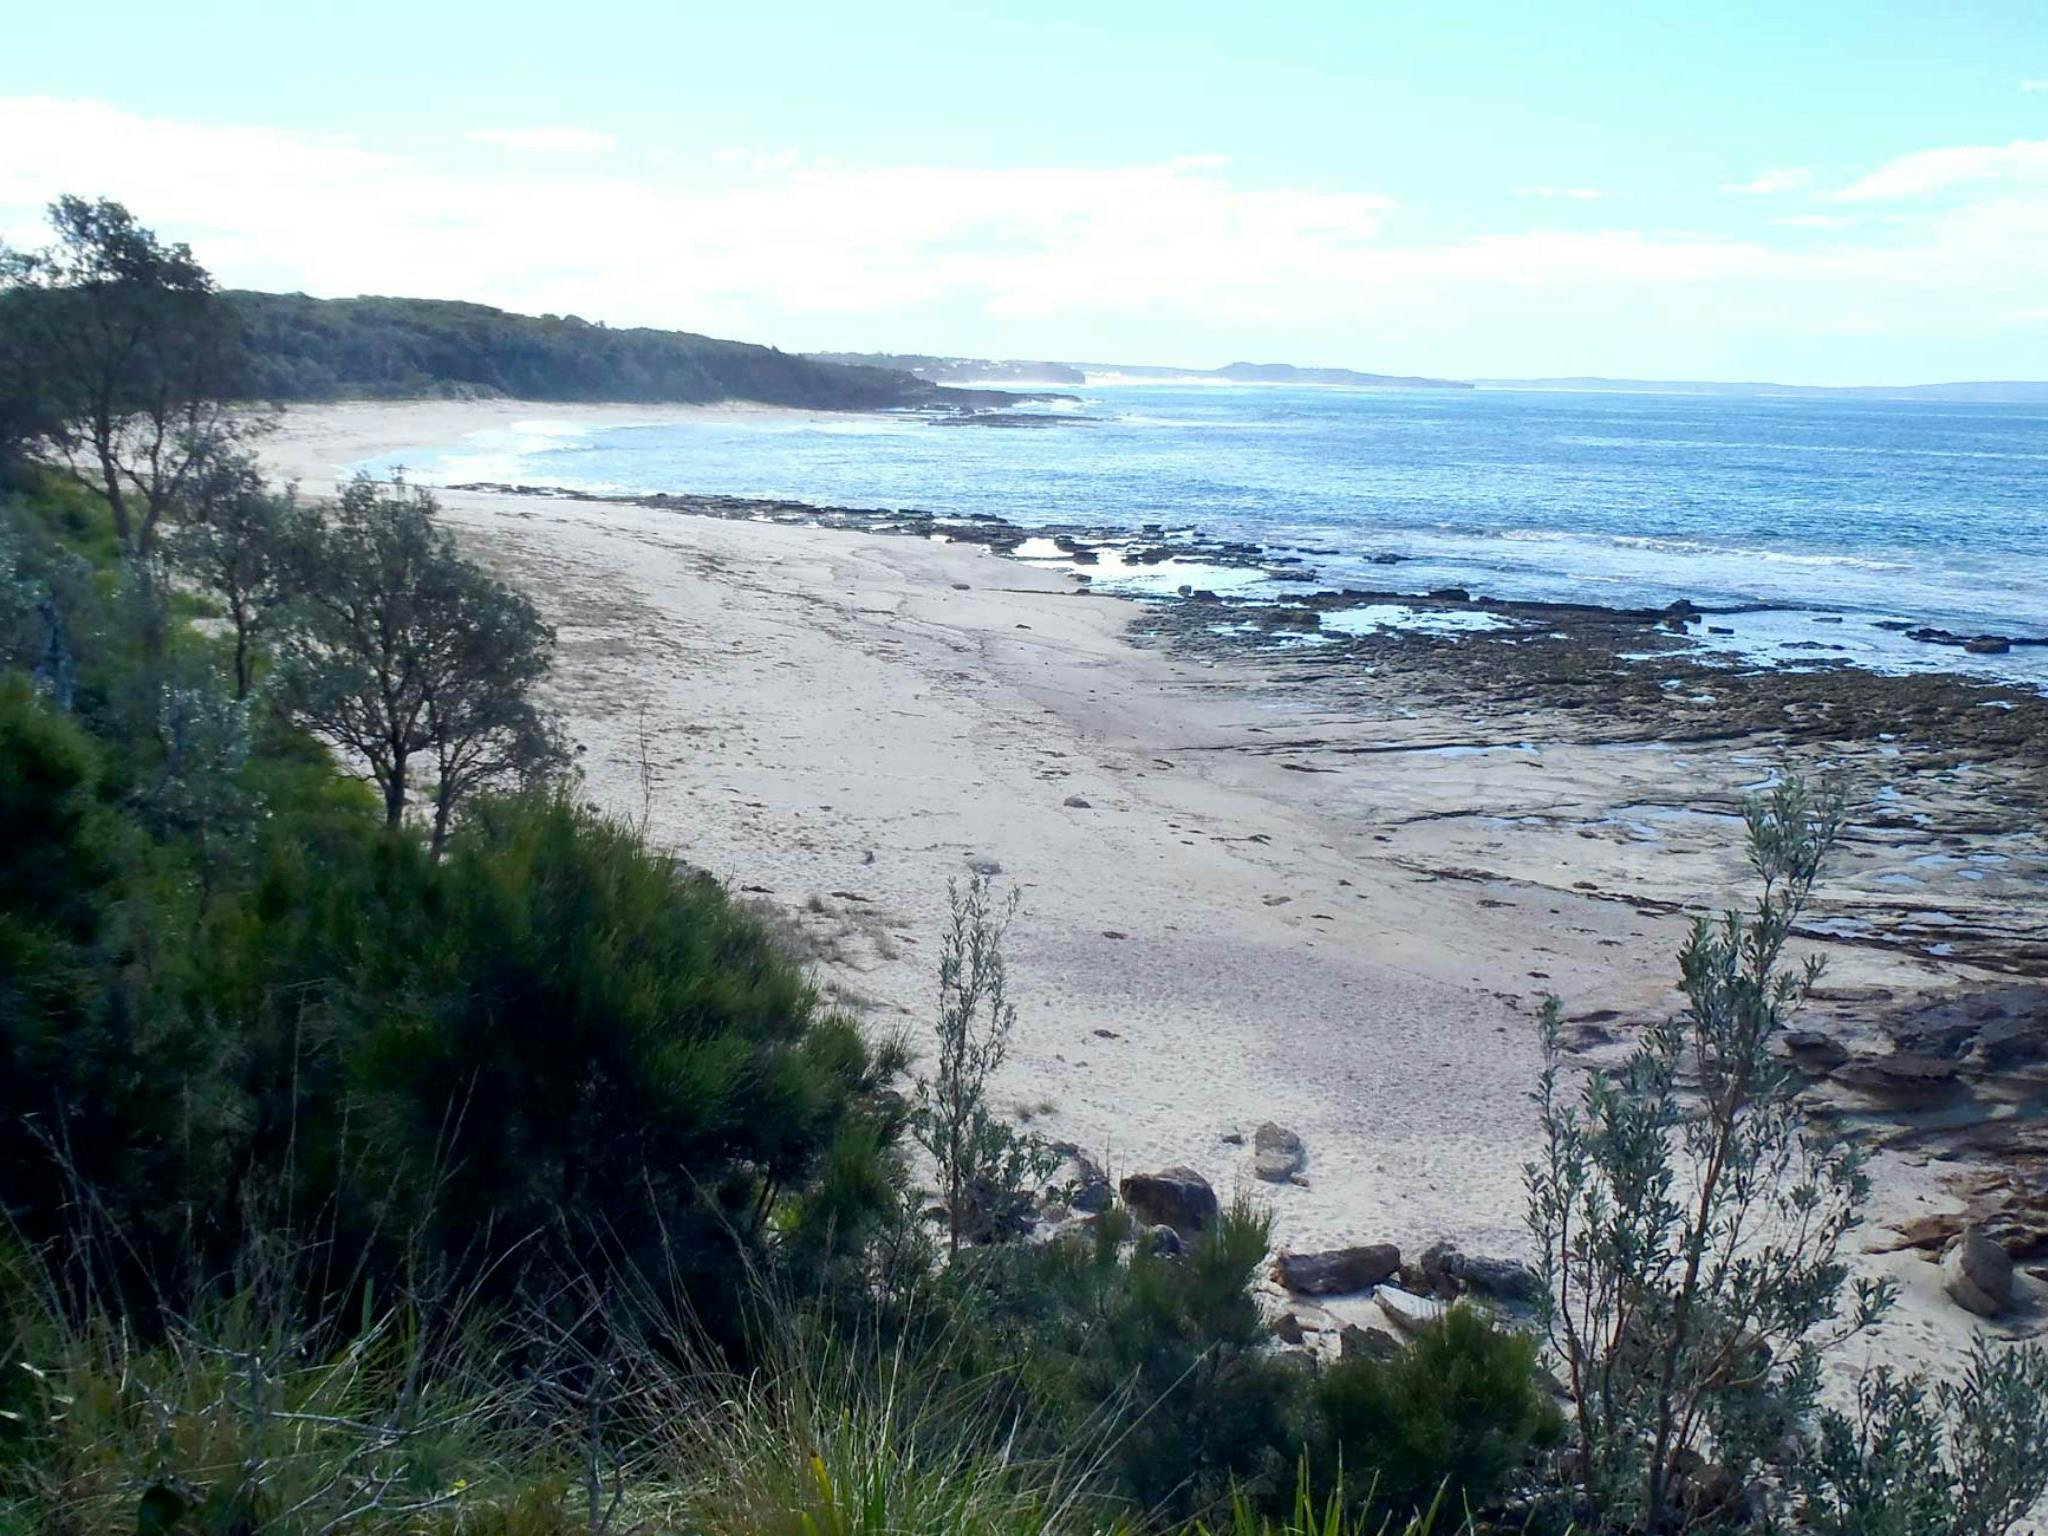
[357,383,2048,687]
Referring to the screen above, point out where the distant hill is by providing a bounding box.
[1079,360,1470,390]
[1213,361,1469,389]
[812,351,1468,391]
[228,293,1027,411]
[808,351,1086,387]
[1476,376,2048,404]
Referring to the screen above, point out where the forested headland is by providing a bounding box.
[3,197,2047,1536]
[226,291,1031,409]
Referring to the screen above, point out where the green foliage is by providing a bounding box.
[165,453,307,697]
[0,1255,510,1535]
[1527,775,1888,1530]
[1311,1305,1561,1525]
[0,197,250,556]
[349,792,901,1316]
[0,461,887,1344]
[224,290,958,410]
[668,1326,1092,1536]
[948,1197,1306,1522]
[912,874,1056,1253]
[0,675,114,1087]
[279,473,562,845]
[1795,1338,2048,1536]
[1199,1467,1499,1536]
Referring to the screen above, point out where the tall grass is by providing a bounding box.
[1199,1465,1547,1536]
[0,1240,520,1534]
[0,1235,1124,1536]
[669,1332,1087,1536]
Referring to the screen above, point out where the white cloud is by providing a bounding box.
[1834,138,2048,201]
[2,97,2044,376]
[1513,186,1603,200]
[0,97,1397,325]
[468,127,617,153]
[2023,80,2048,92]
[1721,168,1812,195]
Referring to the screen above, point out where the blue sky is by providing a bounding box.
[3,1,2045,382]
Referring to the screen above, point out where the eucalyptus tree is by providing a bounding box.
[168,453,308,699]
[421,560,565,856]
[281,474,560,849]
[0,197,249,556]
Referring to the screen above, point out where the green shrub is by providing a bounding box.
[1527,776,1887,1529]
[1311,1304,1560,1525]
[0,675,120,1201]
[344,792,903,1331]
[1795,1337,2048,1536]
[946,1198,1308,1521]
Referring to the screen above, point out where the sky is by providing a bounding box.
[2,1,2045,384]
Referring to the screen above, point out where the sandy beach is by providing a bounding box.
[260,399,2044,1380]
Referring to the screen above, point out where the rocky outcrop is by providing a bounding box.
[1275,1243,1401,1295]
[1780,1030,1850,1071]
[1828,1052,1968,1107]
[1119,1166,1218,1236]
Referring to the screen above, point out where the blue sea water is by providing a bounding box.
[358,384,2048,687]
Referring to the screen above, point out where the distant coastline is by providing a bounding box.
[201,288,2048,410]
[809,348,2048,405]
[811,351,1472,391]
[1473,377,2048,404]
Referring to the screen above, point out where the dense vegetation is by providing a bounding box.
[3,197,2046,1536]
[225,291,1009,409]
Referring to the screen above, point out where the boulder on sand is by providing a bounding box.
[1275,1243,1401,1296]
[1944,1226,2014,1317]
[1253,1122,1307,1182]
[1375,1284,1447,1336]
[1419,1240,1544,1304]
[1119,1166,1219,1236]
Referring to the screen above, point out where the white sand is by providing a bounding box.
[259,400,2025,1394]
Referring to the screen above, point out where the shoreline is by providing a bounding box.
[258,398,2048,1389]
[443,475,2048,665]
[281,393,2048,688]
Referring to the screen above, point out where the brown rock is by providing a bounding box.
[1119,1166,1219,1236]
[1780,1030,1850,1072]
[1339,1323,1403,1362]
[1253,1122,1306,1182]
[1944,1227,2015,1317]
[1829,1053,1967,1105]
[1275,1243,1401,1296]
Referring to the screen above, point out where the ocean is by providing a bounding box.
[357,383,2048,687]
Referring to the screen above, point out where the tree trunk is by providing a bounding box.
[430,784,455,862]
[383,754,408,829]
[97,445,133,551]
